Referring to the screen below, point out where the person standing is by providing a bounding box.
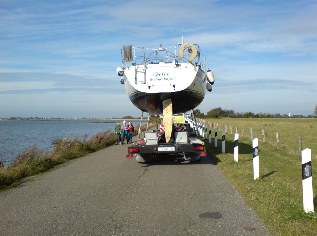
[121,121,129,145]
[114,122,121,145]
[128,122,134,143]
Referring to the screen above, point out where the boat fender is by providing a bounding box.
[116,67,124,76]
[178,44,198,62]
[206,70,215,85]
[206,82,212,92]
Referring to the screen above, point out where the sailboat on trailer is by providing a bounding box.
[116,42,215,115]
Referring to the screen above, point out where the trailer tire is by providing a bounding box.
[190,155,201,162]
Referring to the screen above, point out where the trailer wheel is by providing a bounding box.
[190,155,201,162]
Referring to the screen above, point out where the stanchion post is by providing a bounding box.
[234,133,239,162]
[252,138,259,180]
[215,128,218,148]
[250,128,253,142]
[222,129,226,153]
[208,129,212,143]
[301,148,314,213]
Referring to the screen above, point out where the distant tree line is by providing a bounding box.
[193,107,316,118]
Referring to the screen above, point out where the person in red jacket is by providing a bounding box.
[128,122,134,143]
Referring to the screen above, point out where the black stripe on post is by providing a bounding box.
[252,146,259,158]
[209,130,211,134]
[222,135,225,141]
[234,139,238,148]
[215,132,217,137]
[302,161,312,180]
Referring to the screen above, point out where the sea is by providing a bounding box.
[0,119,143,166]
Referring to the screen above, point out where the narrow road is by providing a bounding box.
[0,143,269,235]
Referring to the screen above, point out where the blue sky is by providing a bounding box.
[0,0,316,118]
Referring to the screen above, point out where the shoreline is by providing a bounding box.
[0,123,149,190]
[0,118,147,122]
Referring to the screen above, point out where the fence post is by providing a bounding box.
[234,133,239,162]
[202,123,205,137]
[301,148,314,213]
[215,128,218,148]
[208,129,212,143]
[222,129,226,153]
[276,132,279,149]
[252,138,259,180]
[262,129,266,142]
[250,128,253,141]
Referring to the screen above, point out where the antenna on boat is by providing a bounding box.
[181,36,184,44]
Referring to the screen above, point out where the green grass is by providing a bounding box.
[203,118,317,235]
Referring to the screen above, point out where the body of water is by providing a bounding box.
[0,119,142,165]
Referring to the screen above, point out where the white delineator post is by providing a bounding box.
[250,128,253,141]
[276,132,280,149]
[208,128,212,143]
[234,133,239,162]
[252,138,259,180]
[215,128,218,148]
[301,148,314,213]
[201,124,204,137]
[221,129,225,153]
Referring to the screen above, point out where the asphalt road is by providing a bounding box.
[0,143,270,235]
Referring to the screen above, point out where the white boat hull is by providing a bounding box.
[123,62,207,114]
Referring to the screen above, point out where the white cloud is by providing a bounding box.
[0,0,316,117]
[0,81,54,91]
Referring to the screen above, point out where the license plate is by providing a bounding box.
[158,146,175,152]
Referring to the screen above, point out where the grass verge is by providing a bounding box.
[204,118,317,235]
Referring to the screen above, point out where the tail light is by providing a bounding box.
[128,147,139,153]
[194,145,204,151]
